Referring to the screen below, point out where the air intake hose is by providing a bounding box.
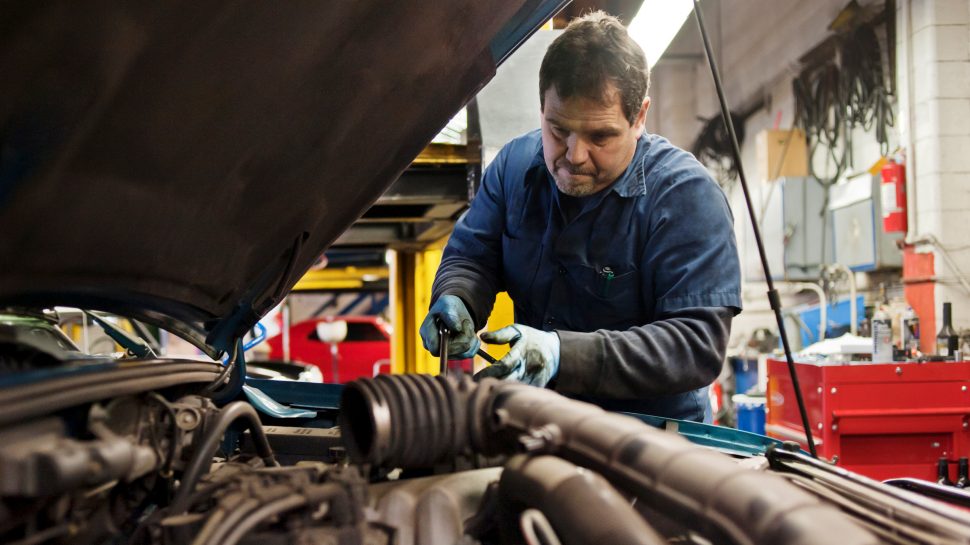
[340,376,879,545]
[338,373,497,468]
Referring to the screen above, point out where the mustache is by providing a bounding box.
[555,161,596,176]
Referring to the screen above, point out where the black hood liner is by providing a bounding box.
[0,1,548,351]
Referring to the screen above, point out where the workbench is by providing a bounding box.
[767,359,970,482]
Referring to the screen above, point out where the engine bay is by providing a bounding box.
[2,367,969,545]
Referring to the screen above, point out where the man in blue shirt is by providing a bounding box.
[420,11,741,422]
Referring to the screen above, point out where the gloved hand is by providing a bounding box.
[420,295,481,359]
[473,324,560,387]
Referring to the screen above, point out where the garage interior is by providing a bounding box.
[242,0,970,483]
[3,0,970,543]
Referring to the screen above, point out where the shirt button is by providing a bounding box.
[557,265,566,276]
[546,317,555,325]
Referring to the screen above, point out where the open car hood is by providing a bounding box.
[0,1,565,353]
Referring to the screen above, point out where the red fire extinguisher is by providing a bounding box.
[881,159,907,234]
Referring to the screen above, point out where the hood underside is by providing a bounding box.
[0,1,564,351]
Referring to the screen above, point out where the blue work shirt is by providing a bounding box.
[432,129,741,421]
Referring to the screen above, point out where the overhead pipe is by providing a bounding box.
[792,282,827,342]
[340,376,879,545]
[826,263,858,335]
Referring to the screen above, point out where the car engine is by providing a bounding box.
[2,363,969,545]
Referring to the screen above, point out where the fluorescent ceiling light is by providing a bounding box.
[628,0,694,67]
[432,107,468,145]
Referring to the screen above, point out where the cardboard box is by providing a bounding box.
[756,129,808,181]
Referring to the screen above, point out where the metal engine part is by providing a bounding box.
[0,417,158,497]
[498,454,664,545]
[155,463,376,545]
[368,467,503,545]
[4,372,969,545]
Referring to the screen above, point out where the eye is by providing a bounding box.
[591,133,612,146]
[550,125,567,138]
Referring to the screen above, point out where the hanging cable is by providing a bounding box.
[793,6,895,185]
[692,110,747,184]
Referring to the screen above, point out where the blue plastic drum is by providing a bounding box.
[733,394,766,435]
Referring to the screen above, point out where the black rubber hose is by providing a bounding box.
[340,373,483,467]
[499,455,665,545]
[883,478,970,509]
[487,383,878,545]
[340,376,879,545]
[170,402,278,514]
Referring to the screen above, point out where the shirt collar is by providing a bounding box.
[529,133,651,199]
[608,134,651,198]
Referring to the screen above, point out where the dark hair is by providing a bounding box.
[539,11,650,124]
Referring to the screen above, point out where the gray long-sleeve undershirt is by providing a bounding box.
[555,306,733,404]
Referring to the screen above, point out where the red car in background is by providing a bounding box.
[266,316,392,383]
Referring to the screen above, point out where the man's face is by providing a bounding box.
[541,85,649,197]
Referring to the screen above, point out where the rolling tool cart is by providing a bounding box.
[767,359,970,482]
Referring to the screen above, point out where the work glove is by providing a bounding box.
[420,294,480,359]
[473,324,560,388]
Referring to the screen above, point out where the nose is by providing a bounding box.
[565,134,589,165]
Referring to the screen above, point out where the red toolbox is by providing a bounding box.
[766,359,970,482]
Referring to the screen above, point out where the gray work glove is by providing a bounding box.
[473,324,560,388]
[420,295,480,358]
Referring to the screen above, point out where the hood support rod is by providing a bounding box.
[692,0,816,456]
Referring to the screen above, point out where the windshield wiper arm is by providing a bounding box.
[83,311,158,359]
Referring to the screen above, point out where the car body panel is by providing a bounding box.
[0,0,568,353]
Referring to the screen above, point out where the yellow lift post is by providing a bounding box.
[289,140,514,376]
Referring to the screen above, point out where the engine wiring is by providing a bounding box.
[144,392,179,479]
[169,402,279,514]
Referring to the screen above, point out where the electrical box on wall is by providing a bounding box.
[829,173,903,271]
[743,176,831,282]
[781,176,829,280]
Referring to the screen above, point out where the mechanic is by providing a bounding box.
[420,11,741,422]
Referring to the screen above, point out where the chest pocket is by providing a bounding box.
[567,263,642,330]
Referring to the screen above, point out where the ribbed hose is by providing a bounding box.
[340,376,881,545]
[339,374,491,467]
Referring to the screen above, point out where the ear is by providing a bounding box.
[632,97,650,137]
